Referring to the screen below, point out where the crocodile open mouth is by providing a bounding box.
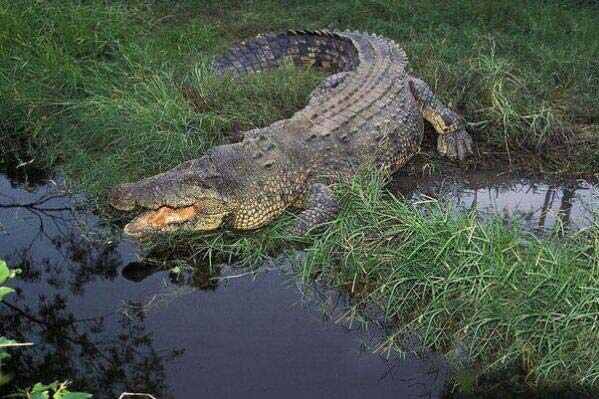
[123,205,199,236]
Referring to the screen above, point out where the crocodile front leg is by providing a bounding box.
[408,76,473,160]
[293,183,339,235]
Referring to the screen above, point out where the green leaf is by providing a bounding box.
[29,382,51,399]
[31,382,52,393]
[0,260,8,285]
[58,392,93,399]
[0,286,14,301]
[31,381,60,394]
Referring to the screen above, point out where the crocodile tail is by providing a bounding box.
[212,30,360,76]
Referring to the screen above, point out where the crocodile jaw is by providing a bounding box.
[122,205,229,236]
[123,205,200,236]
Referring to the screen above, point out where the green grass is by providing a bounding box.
[1,0,598,188]
[300,170,599,390]
[2,0,599,392]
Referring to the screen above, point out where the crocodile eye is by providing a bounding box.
[198,181,212,190]
[204,174,225,189]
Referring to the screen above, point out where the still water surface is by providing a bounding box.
[395,171,596,232]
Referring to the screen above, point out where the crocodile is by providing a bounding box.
[109,30,473,236]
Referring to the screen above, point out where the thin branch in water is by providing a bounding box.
[210,264,277,282]
[0,193,69,209]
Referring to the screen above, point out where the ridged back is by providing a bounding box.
[212,30,360,75]
[212,31,417,183]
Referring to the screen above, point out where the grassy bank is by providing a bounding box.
[301,171,598,390]
[1,0,598,188]
[2,0,599,393]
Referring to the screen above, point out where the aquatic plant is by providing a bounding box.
[0,259,92,398]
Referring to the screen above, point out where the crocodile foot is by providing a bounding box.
[437,129,473,161]
[292,183,339,235]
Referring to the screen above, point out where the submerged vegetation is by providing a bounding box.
[1,0,599,393]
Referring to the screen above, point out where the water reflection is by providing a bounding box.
[0,174,181,398]
[281,255,450,397]
[394,172,597,233]
[121,261,220,291]
[0,170,446,399]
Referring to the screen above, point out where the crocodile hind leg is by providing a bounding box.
[292,183,339,235]
[408,76,473,160]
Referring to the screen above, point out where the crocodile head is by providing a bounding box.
[109,158,234,237]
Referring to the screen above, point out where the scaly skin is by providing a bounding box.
[110,30,473,236]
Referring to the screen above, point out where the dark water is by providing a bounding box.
[0,170,446,398]
[0,168,596,398]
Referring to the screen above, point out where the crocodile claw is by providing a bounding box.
[437,129,473,161]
